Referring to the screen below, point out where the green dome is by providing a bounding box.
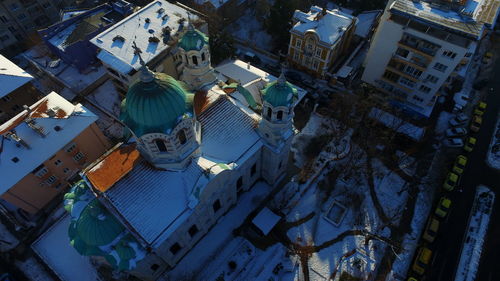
[76,199,125,246]
[178,27,208,51]
[121,72,193,136]
[261,75,297,107]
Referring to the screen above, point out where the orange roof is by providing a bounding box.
[86,143,142,192]
[194,90,209,115]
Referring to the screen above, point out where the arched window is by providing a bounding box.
[201,52,206,61]
[192,55,198,66]
[177,129,187,144]
[277,110,283,121]
[266,107,272,120]
[154,139,168,152]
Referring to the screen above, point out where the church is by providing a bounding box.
[63,23,303,280]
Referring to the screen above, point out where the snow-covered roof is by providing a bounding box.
[291,6,354,46]
[0,92,98,194]
[0,55,33,98]
[354,10,381,38]
[91,0,195,74]
[86,93,263,247]
[214,60,307,107]
[390,0,495,39]
[368,108,425,141]
[252,207,281,235]
[32,214,101,281]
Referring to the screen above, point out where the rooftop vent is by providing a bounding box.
[113,35,125,42]
[11,157,19,163]
[54,125,62,132]
[162,14,168,21]
[157,8,165,14]
[145,18,151,23]
[149,36,160,43]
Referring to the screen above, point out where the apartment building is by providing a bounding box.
[90,0,207,96]
[288,6,356,79]
[0,54,41,123]
[362,0,500,118]
[0,0,75,53]
[0,92,111,214]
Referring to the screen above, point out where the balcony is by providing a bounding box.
[392,55,428,70]
[375,79,410,101]
[386,65,419,82]
[398,39,438,58]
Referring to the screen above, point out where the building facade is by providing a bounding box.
[90,0,207,96]
[288,6,356,79]
[0,92,111,215]
[63,26,305,280]
[0,55,41,123]
[0,0,75,54]
[362,0,500,118]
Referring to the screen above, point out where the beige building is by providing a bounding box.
[362,0,499,118]
[0,92,111,214]
[288,6,356,78]
[0,54,41,124]
[0,0,75,53]
[90,0,207,96]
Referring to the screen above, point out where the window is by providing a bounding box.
[11,104,21,111]
[315,48,322,58]
[382,70,399,82]
[73,152,84,162]
[425,74,439,84]
[399,77,415,88]
[65,143,76,153]
[155,139,168,152]
[169,243,181,255]
[46,175,57,185]
[192,55,198,65]
[433,62,448,72]
[201,52,206,61]
[177,130,187,145]
[251,163,256,176]
[32,165,48,178]
[54,159,62,166]
[412,95,424,102]
[63,168,70,174]
[293,52,299,61]
[266,108,272,120]
[442,50,457,59]
[188,224,199,237]
[419,85,431,94]
[42,2,51,9]
[8,26,16,33]
[404,66,422,78]
[213,199,221,213]
[278,161,282,169]
[0,16,8,23]
[395,47,409,58]
[17,14,26,21]
[295,39,301,48]
[277,110,283,121]
[2,96,11,102]
[150,264,159,271]
[465,52,472,58]
[312,60,319,70]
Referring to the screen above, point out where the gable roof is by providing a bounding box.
[0,55,33,98]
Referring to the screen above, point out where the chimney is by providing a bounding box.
[247,62,251,70]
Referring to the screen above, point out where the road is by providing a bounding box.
[425,56,500,280]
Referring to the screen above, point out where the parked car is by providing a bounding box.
[407,277,418,281]
[446,127,467,138]
[449,113,469,127]
[473,101,487,116]
[444,137,464,148]
[423,217,440,243]
[452,155,468,174]
[482,51,493,63]
[464,137,476,152]
[470,115,482,132]
[412,247,432,275]
[443,172,459,191]
[435,197,452,218]
[285,71,302,82]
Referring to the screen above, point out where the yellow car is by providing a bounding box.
[470,115,482,132]
[408,277,419,281]
[452,155,468,174]
[423,217,440,243]
[412,247,432,275]
[474,102,487,116]
[443,172,459,191]
[435,197,452,218]
[464,137,476,152]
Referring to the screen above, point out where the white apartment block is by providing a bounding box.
[362,0,499,118]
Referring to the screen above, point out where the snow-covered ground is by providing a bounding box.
[31,214,101,281]
[165,181,272,280]
[486,114,500,170]
[435,111,454,136]
[455,186,495,281]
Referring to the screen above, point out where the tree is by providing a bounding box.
[265,0,297,52]
[255,0,271,21]
[209,30,236,65]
